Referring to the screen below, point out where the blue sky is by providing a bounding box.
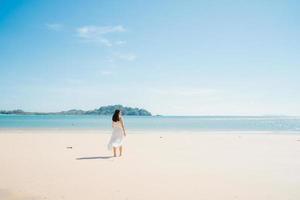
[0,0,300,115]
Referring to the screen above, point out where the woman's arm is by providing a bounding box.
[120,117,126,136]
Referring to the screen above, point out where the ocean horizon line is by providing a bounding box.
[1,113,300,118]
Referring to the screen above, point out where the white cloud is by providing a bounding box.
[76,25,126,47]
[106,53,137,62]
[115,53,137,61]
[98,38,113,47]
[77,25,125,36]
[46,23,64,31]
[115,40,127,45]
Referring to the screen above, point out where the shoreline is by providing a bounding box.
[0,128,300,135]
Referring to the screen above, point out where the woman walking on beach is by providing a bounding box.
[108,110,126,157]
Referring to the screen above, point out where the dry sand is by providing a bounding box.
[0,129,300,200]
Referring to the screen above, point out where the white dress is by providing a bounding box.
[108,120,124,150]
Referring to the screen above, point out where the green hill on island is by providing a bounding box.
[0,105,152,116]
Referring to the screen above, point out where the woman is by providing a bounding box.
[108,109,126,157]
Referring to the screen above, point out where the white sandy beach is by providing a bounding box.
[0,129,300,200]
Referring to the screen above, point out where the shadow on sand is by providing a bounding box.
[76,156,113,160]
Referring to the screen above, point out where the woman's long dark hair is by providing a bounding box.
[112,109,121,122]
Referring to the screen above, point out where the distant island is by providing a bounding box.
[0,105,152,116]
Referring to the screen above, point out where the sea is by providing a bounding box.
[0,114,300,133]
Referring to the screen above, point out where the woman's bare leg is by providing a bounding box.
[119,146,122,156]
[113,147,117,157]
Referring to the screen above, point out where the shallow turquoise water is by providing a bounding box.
[0,115,300,132]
